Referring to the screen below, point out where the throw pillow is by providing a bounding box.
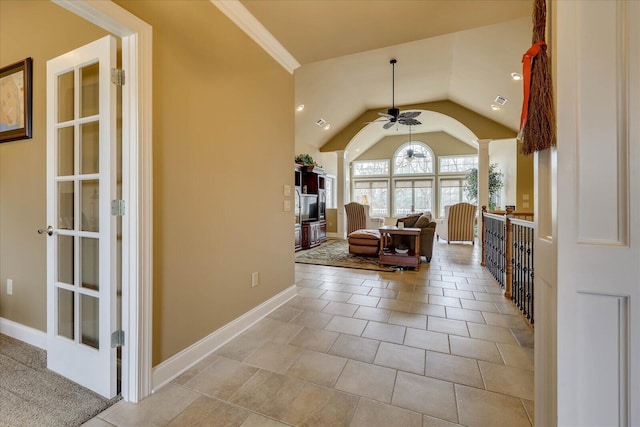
[401,214,421,228]
[414,214,431,229]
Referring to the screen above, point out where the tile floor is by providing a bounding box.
[85,240,534,427]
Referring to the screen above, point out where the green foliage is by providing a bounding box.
[295,154,316,166]
[464,164,504,210]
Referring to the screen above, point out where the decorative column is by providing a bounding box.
[477,139,491,215]
[335,150,348,239]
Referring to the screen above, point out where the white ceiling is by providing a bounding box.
[238,0,533,153]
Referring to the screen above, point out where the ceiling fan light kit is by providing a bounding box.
[376,59,422,129]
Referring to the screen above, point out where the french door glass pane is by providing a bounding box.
[57,288,74,340]
[80,62,99,118]
[81,180,99,232]
[58,181,74,230]
[81,121,99,174]
[81,237,99,291]
[57,235,74,285]
[80,294,99,349]
[57,126,74,176]
[57,71,74,123]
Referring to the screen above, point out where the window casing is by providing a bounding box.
[351,142,477,220]
[325,175,335,209]
[439,155,478,174]
[353,180,389,217]
[393,179,433,217]
[439,177,472,217]
[353,160,389,177]
[393,142,434,175]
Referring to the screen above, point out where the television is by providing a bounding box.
[300,194,318,222]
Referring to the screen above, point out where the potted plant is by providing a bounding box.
[295,154,321,171]
[464,164,504,210]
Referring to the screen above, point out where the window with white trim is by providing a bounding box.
[393,142,434,175]
[325,176,335,209]
[394,179,433,217]
[353,160,389,177]
[438,155,478,174]
[439,178,472,217]
[353,180,389,217]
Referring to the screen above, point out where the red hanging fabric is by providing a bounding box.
[519,41,547,133]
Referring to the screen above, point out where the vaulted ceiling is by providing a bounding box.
[239,0,533,154]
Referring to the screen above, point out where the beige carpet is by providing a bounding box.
[0,334,119,427]
[295,239,395,272]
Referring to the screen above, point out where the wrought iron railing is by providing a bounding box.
[482,212,507,290]
[481,206,535,325]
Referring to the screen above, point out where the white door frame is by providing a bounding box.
[52,0,153,403]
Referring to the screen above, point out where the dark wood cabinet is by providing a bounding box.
[295,164,327,250]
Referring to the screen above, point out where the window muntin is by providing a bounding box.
[353,160,389,177]
[439,178,471,217]
[393,142,434,175]
[393,179,433,217]
[438,155,478,174]
[353,180,389,217]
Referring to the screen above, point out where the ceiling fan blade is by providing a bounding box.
[383,121,396,129]
[414,153,426,158]
[365,119,387,124]
[378,112,394,119]
[399,111,421,119]
[399,118,422,126]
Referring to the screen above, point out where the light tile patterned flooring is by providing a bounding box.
[85,240,534,427]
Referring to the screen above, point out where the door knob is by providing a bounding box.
[37,225,54,236]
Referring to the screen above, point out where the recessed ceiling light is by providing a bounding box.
[315,118,326,127]
[324,124,331,130]
[491,104,501,111]
[296,104,305,112]
[511,72,523,81]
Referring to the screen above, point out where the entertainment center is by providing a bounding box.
[294,164,327,250]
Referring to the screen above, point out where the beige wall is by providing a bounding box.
[0,1,108,330]
[1,1,295,367]
[355,131,476,161]
[517,148,534,211]
[321,100,517,153]
[115,0,295,365]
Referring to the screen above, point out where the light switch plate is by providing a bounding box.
[284,184,291,196]
[522,194,529,201]
[284,200,291,211]
[523,202,530,209]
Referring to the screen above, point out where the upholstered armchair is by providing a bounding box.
[436,202,477,244]
[344,202,385,256]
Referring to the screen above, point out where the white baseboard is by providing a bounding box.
[151,285,297,392]
[326,233,344,239]
[0,317,47,349]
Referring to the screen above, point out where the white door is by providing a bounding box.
[555,1,639,425]
[45,35,117,399]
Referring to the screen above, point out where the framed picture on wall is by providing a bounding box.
[0,57,33,143]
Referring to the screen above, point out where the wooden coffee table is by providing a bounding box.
[378,226,421,270]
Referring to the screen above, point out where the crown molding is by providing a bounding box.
[210,0,300,74]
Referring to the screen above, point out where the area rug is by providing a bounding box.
[0,334,120,427]
[295,239,395,272]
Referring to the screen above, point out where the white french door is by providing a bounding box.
[554,1,640,425]
[45,35,118,399]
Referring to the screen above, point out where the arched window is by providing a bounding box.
[391,141,435,216]
[393,141,434,175]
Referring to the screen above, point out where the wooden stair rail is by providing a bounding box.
[504,206,514,299]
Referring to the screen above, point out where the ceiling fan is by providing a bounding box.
[377,59,422,129]
[401,126,426,163]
